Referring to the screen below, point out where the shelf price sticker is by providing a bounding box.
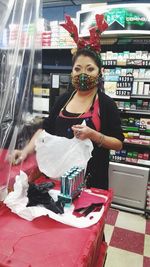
[116,89,131,96]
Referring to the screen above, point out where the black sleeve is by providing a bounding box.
[42,92,70,134]
[99,92,124,142]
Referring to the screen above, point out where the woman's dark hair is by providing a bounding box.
[72,48,102,70]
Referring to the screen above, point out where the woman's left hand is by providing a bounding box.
[71,124,94,140]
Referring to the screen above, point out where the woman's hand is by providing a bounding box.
[72,124,94,140]
[72,124,123,150]
[9,149,28,165]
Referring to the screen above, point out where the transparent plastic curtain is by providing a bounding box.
[0,0,42,201]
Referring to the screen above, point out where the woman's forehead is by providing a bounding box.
[74,55,97,66]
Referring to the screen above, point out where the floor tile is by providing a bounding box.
[109,227,145,254]
[104,224,114,244]
[145,219,150,235]
[144,234,150,257]
[143,256,150,267]
[105,246,143,267]
[115,210,146,233]
[105,208,119,225]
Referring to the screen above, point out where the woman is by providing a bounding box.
[11,48,124,190]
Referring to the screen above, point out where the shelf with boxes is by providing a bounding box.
[110,101,150,167]
[102,49,150,99]
[105,47,150,214]
[109,97,150,212]
[32,48,72,115]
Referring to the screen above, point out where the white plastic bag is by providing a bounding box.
[35,130,93,178]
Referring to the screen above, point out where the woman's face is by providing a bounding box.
[71,55,100,91]
[72,55,99,77]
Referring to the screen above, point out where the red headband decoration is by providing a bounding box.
[60,14,108,53]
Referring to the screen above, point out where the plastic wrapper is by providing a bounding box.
[0,0,42,201]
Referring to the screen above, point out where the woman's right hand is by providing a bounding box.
[9,149,28,165]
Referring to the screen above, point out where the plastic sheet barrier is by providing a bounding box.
[0,0,42,200]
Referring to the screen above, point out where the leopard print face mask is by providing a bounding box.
[71,73,100,91]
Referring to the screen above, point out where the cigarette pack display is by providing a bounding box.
[144,84,150,95]
[138,82,144,95]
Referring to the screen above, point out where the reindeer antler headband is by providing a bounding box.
[60,14,108,54]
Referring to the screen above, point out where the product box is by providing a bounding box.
[132,81,138,95]
[124,101,130,110]
[145,69,150,78]
[136,100,143,110]
[130,102,137,110]
[139,69,145,78]
[133,69,139,78]
[144,84,150,95]
[118,101,124,109]
[123,51,130,59]
[135,50,142,59]
[106,51,113,60]
[129,52,135,59]
[140,118,150,130]
[142,51,148,60]
[138,82,144,95]
[142,101,149,110]
[128,117,135,126]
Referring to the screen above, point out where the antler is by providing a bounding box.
[88,14,108,52]
[95,14,108,33]
[89,27,101,52]
[60,15,79,43]
[60,14,108,53]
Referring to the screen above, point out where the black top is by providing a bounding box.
[43,90,124,190]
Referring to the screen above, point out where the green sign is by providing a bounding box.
[78,4,150,35]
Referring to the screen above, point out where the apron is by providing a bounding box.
[54,92,102,188]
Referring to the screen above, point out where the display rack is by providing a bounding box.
[102,45,150,216]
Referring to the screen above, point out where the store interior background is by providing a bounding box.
[41,2,150,266]
[0,1,150,267]
[42,0,150,20]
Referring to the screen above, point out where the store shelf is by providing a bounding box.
[42,46,75,49]
[131,95,150,99]
[122,126,150,134]
[134,78,150,82]
[124,139,150,147]
[43,65,72,70]
[119,109,150,115]
[110,159,150,168]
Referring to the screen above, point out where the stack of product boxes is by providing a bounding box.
[8,23,36,48]
[110,116,150,165]
[49,19,76,48]
[102,50,150,98]
[110,149,149,165]
[115,99,150,111]
[49,20,59,47]
[36,18,51,47]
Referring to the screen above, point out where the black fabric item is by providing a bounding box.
[27,183,64,214]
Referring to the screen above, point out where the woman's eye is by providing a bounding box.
[87,67,94,72]
[74,67,80,72]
